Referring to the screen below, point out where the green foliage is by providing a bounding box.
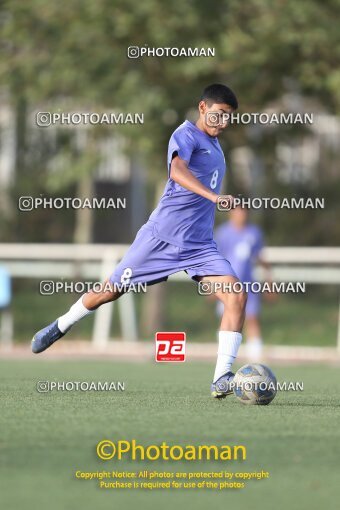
[2,0,340,143]
[0,0,339,243]
[12,280,338,346]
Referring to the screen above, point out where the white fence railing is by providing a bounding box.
[0,244,340,349]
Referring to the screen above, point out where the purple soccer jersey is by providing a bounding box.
[214,222,264,283]
[148,120,226,248]
[109,120,237,286]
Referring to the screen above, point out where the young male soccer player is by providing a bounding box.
[32,83,247,398]
[215,205,272,361]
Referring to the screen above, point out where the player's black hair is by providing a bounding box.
[201,83,238,109]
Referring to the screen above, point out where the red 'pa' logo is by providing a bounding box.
[155,332,186,362]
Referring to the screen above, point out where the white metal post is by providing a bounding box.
[92,250,117,349]
[118,293,138,342]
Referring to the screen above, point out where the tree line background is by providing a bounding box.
[0,0,339,246]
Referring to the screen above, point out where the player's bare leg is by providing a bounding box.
[197,274,247,398]
[82,279,123,310]
[32,280,123,353]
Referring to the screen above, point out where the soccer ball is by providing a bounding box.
[233,364,277,405]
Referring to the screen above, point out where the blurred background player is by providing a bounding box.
[215,204,272,361]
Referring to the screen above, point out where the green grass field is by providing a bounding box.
[0,359,339,510]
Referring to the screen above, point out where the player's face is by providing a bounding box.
[198,101,235,137]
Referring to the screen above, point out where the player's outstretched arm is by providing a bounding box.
[170,155,219,203]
